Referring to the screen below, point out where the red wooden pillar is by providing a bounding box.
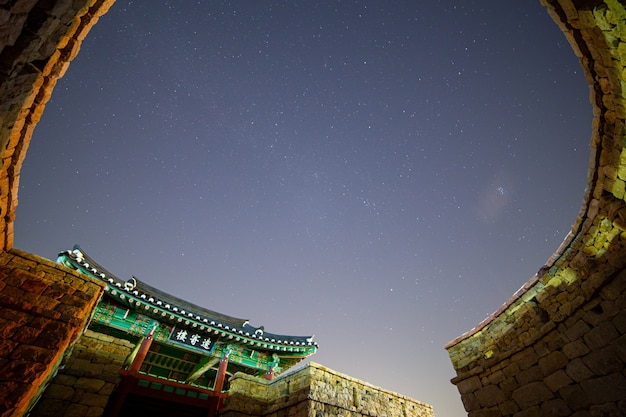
[213,349,230,393]
[265,367,275,381]
[129,325,156,373]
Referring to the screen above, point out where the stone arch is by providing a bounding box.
[0,1,625,416]
[0,0,115,252]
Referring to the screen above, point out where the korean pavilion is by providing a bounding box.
[56,245,318,416]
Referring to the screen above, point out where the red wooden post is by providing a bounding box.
[129,325,156,373]
[213,349,230,393]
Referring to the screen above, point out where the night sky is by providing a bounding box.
[15,1,591,416]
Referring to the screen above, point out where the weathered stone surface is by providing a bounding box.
[0,250,105,417]
[512,381,553,409]
[224,363,434,417]
[447,5,626,411]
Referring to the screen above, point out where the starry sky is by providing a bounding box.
[15,1,591,416]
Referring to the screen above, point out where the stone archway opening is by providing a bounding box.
[1,1,626,417]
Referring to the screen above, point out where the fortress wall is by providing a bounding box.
[223,362,435,417]
[28,329,134,417]
[445,1,626,415]
[0,249,104,417]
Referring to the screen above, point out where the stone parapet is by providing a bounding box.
[0,249,105,417]
[223,362,434,417]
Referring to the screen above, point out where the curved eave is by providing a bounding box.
[57,246,318,356]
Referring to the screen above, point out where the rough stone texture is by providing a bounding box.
[0,0,115,253]
[0,250,104,417]
[445,2,626,416]
[222,362,435,417]
[28,329,133,417]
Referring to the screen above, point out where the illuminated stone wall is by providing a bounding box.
[0,250,104,417]
[445,0,626,415]
[223,362,434,417]
[27,330,134,417]
[1,0,626,416]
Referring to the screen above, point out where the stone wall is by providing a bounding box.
[222,362,434,417]
[445,1,626,415]
[0,0,114,252]
[28,329,134,417]
[0,249,104,417]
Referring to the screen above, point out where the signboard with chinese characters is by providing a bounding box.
[169,326,216,352]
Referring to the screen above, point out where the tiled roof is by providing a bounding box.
[58,245,317,351]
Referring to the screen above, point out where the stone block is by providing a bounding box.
[545,370,573,393]
[582,346,623,376]
[10,344,56,363]
[20,278,48,295]
[538,351,568,376]
[0,316,21,338]
[512,381,553,409]
[475,385,505,407]
[53,374,77,386]
[498,400,519,415]
[516,365,543,386]
[583,321,618,349]
[85,406,104,417]
[74,377,105,393]
[540,398,571,417]
[31,398,70,417]
[566,358,594,382]
[565,320,591,341]
[80,393,108,408]
[65,403,88,417]
[559,385,590,411]
[43,383,75,400]
[456,375,482,394]
[2,358,48,384]
[562,339,590,359]
[580,373,626,404]
[11,324,43,343]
